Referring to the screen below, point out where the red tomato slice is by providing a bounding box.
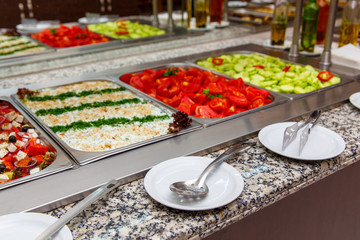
[248,96,265,109]
[228,95,250,108]
[195,105,219,118]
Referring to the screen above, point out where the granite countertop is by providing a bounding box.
[46,102,360,239]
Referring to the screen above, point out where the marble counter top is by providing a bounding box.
[45,102,359,239]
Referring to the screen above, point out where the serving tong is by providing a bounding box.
[282,110,321,155]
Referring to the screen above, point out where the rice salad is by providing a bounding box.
[20,80,173,152]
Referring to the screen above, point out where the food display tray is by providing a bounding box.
[11,78,202,166]
[115,62,289,127]
[0,35,55,62]
[187,50,355,99]
[86,16,174,44]
[0,96,75,190]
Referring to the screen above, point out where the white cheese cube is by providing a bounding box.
[0,142,9,149]
[16,150,27,160]
[1,123,12,130]
[28,129,35,134]
[11,121,21,128]
[0,174,9,180]
[9,132,16,137]
[0,132,8,140]
[30,132,38,139]
[7,143,17,153]
[15,140,25,148]
[22,138,28,142]
[5,111,16,121]
[15,114,24,123]
[30,167,40,175]
[0,148,8,158]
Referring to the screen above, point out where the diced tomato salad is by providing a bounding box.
[119,67,273,118]
[31,24,109,48]
[0,104,55,184]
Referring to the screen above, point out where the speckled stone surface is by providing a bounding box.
[46,103,360,239]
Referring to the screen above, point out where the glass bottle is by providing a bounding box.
[299,0,320,52]
[271,0,289,46]
[338,0,360,47]
[316,0,330,44]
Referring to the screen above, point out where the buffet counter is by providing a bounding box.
[1,24,360,239]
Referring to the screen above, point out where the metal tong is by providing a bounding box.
[282,110,321,154]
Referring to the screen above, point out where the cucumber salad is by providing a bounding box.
[197,53,341,94]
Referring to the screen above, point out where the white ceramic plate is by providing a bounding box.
[263,39,291,50]
[0,212,72,240]
[78,16,109,24]
[349,92,360,109]
[144,156,244,211]
[259,122,345,161]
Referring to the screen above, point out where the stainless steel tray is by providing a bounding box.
[115,62,288,126]
[0,35,55,62]
[0,96,75,190]
[11,78,202,165]
[187,50,354,99]
[87,17,175,44]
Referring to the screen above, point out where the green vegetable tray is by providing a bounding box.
[191,50,348,98]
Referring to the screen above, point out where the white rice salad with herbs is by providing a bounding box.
[0,35,45,57]
[20,81,173,152]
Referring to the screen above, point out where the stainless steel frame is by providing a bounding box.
[0,43,359,216]
[0,97,75,191]
[114,62,289,126]
[11,78,202,166]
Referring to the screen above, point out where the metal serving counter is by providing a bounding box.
[0,44,359,216]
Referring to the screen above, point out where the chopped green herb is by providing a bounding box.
[26,87,126,102]
[49,114,170,133]
[164,67,179,76]
[35,98,143,116]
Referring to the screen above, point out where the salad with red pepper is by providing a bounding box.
[0,103,55,184]
[31,25,109,48]
[120,67,273,118]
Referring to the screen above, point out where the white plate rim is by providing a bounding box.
[258,122,345,161]
[349,92,360,109]
[299,46,322,56]
[0,212,72,240]
[263,39,291,50]
[188,23,216,32]
[144,156,244,211]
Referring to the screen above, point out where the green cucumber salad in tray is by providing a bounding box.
[196,53,341,95]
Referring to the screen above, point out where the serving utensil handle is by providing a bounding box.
[195,141,255,186]
[35,179,119,240]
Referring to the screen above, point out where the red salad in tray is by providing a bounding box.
[31,24,110,48]
[120,67,273,118]
[0,102,55,184]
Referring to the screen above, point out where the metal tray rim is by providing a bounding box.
[0,96,75,191]
[115,62,289,127]
[11,78,202,165]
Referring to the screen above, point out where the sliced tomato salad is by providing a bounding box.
[120,67,273,118]
[0,104,55,184]
[31,24,109,48]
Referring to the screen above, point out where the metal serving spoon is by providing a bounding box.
[169,141,256,197]
[35,179,120,240]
